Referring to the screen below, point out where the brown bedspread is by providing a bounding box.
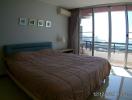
[5,49,111,100]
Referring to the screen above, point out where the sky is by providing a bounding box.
[81,11,132,43]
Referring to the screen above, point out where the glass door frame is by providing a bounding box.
[124,6,129,68]
[79,5,132,68]
[125,6,132,69]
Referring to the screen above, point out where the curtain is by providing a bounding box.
[68,8,80,54]
[127,5,132,10]
[80,8,92,17]
[94,7,109,12]
[110,5,125,11]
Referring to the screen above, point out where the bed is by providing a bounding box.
[3,42,111,100]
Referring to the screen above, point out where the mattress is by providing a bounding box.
[5,49,111,100]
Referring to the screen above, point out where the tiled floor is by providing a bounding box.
[89,66,132,100]
[110,66,132,78]
[80,48,132,67]
[0,76,31,100]
[89,75,132,100]
[0,67,132,100]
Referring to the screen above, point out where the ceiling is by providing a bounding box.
[40,0,131,9]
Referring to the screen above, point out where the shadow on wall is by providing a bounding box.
[0,47,6,76]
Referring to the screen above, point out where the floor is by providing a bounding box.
[80,48,132,68]
[0,76,32,100]
[89,67,132,100]
[0,67,132,100]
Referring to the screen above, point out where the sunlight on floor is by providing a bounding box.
[110,66,132,78]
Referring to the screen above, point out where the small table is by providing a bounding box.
[60,49,74,53]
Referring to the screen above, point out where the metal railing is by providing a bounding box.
[80,37,132,53]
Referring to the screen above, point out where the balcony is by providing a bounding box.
[80,36,132,68]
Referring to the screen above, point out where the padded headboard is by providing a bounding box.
[3,42,52,56]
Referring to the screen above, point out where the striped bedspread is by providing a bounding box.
[5,49,111,100]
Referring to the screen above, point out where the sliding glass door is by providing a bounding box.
[94,8,109,59]
[80,9,93,56]
[79,5,132,68]
[127,6,132,68]
[110,6,126,67]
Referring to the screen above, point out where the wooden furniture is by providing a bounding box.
[3,42,111,100]
[3,42,52,56]
[60,49,74,53]
[3,42,52,100]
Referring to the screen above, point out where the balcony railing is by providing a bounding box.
[80,36,132,53]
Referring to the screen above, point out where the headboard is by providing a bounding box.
[3,42,52,56]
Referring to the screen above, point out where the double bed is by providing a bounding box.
[3,42,111,100]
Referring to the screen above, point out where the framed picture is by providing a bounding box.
[19,18,27,26]
[37,20,44,27]
[45,20,52,28]
[29,19,35,26]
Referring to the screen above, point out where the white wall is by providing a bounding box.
[0,0,68,75]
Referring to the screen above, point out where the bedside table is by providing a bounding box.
[60,49,74,53]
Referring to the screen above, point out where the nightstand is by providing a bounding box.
[60,49,74,53]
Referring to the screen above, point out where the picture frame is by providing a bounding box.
[19,18,27,26]
[37,20,44,27]
[45,20,52,28]
[28,19,35,26]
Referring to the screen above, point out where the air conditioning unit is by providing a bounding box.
[57,8,71,17]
